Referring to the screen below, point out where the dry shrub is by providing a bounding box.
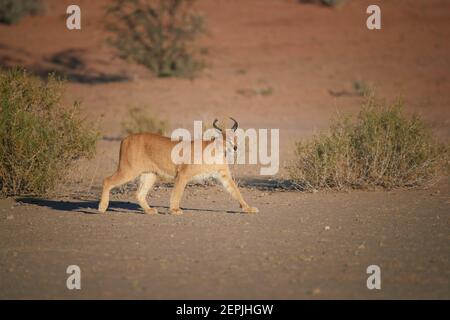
[122,107,168,135]
[288,93,448,191]
[106,0,206,78]
[0,69,98,196]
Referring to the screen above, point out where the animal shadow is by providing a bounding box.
[16,197,242,215]
[16,197,140,215]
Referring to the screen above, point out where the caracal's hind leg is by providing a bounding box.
[98,169,139,213]
[136,173,158,214]
[218,169,259,214]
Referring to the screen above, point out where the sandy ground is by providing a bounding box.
[0,0,450,299]
[1,179,449,299]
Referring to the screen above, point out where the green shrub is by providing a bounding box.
[288,93,448,191]
[0,0,44,25]
[0,69,98,196]
[106,0,206,78]
[122,107,168,135]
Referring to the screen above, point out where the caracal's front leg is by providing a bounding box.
[219,169,259,214]
[169,174,188,215]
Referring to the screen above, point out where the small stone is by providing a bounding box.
[324,226,330,231]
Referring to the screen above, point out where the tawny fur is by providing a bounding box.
[98,132,258,215]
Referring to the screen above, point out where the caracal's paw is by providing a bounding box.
[242,206,259,214]
[170,208,184,215]
[98,203,108,213]
[144,208,158,215]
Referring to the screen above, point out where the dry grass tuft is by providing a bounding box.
[288,92,449,191]
[121,107,168,135]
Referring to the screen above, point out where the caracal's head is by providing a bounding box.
[213,117,239,155]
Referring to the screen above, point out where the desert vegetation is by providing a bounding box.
[0,69,98,196]
[106,0,206,78]
[121,107,168,135]
[288,92,449,191]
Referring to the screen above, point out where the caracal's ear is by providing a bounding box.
[212,118,223,135]
[229,117,238,132]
